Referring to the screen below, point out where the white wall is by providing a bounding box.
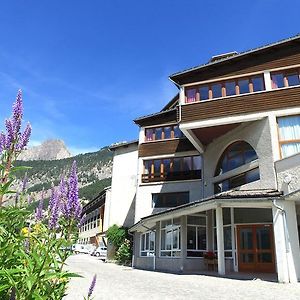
[135,179,203,223]
[109,144,138,228]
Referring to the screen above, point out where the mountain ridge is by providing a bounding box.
[14,146,113,204]
[18,139,72,161]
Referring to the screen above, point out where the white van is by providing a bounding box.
[72,244,95,254]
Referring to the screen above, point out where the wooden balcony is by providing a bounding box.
[141,170,201,183]
[180,86,300,123]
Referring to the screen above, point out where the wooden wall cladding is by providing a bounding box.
[181,86,300,123]
[138,139,196,157]
[174,45,300,85]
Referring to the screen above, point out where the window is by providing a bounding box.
[142,155,202,183]
[278,115,300,158]
[238,79,250,94]
[187,215,207,257]
[141,231,155,257]
[251,76,265,92]
[214,141,259,193]
[211,83,222,98]
[144,124,183,142]
[215,141,258,176]
[184,75,265,103]
[160,218,181,257]
[225,81,236,96]
[199,86,209,100]
[271,69,300,89]
[214,168,260,194]
[186,88,196,103]
[152,192,189,208]
[145,128,154,141]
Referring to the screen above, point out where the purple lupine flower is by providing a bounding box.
[66,161,79,218]
[16,122,31,151]
[12,90,23,135]
[35,193,44,221]
[75,202,82,220]
[48,187,56,212]
[59,174,67,194]
[5,119,14,149]
[78,214,86,228]
[87,275,97,298]
[59,175,69,217]
[0,132,6,152]
[48,191,60,229]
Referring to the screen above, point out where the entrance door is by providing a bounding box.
[237,224,275,273]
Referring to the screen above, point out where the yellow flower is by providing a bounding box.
[33,223,41,234]
[21,227,29,236]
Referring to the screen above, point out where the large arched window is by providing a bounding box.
[214,141,260,193]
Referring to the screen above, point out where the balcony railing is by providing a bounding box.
[141,170,201,183]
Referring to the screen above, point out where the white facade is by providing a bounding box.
[109,142,138,228]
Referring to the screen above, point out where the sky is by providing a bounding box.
[0,0,299,155]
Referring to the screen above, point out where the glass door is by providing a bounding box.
[237,224,275,273]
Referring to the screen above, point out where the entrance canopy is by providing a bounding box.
[129,189,282,233]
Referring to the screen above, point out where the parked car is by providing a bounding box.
[93,246,107,260]
[72,244,95,254]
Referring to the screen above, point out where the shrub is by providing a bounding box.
[115,239,132,265]
[106,224,127,249]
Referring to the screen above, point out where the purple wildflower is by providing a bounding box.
[49,187,56,212]
[5,119,14,149]
[66,161,80,218]
[12,90,23,135]
[59,175,67,197]
[35,193,44,221]
[87,275,97,298]
[59,175,69,217]
[16,122,31,151]
[0,132,6,152]
[27,195,32,205]
[78,214,86,228]
[48,191,60,229]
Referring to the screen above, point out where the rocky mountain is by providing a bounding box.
[13,146,113,207]
[18,139,72,161]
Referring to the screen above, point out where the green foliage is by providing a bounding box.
[0,95,85,299]
[79,178,111,201]
[115,239,132,265]
[14,147,113,181]
[0,206,80,299]
[106,225,127,249]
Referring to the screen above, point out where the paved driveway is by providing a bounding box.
[64,254,300,300]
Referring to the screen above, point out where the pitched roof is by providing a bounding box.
[170,33,300,83]
[109,140,138,150]
[133,107,177,123]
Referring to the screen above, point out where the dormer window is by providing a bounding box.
[145,124,183,142]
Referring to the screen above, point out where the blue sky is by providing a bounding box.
[0,0,299,155]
